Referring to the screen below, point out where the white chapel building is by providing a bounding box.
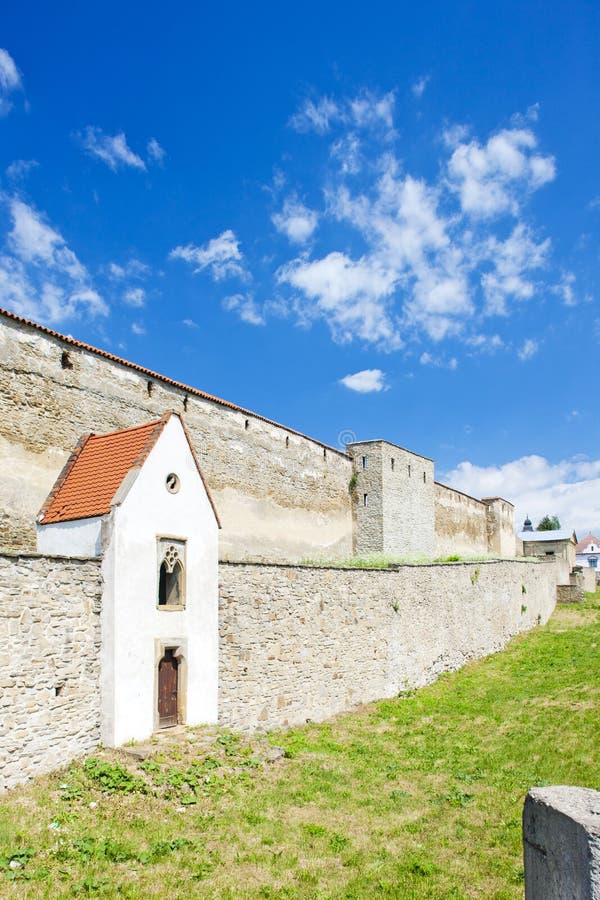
[36,411,220,747]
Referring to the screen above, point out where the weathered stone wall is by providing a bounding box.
[0,313,353,563]
[483,497,517,557]
[382,444,435,557]
[0,551,563,790]
[346,444,384,555]
[218,558,561,732]
[570,567,597,593]
[348,441,435,557]
[557,583,585,603]
[434,482,488,557]
[0,553,102,792]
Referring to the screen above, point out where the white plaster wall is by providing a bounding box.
[101,415,219,747]
[37,517,104,557]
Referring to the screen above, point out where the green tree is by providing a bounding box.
[536,515,561,531]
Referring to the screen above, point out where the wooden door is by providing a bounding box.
[158,650,178,728]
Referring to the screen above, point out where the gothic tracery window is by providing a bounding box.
[157,539,186,607]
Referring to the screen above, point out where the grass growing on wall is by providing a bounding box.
[299,553,502,569]
[0,600,598,897]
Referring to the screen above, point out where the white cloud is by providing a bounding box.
[223,293,265,325]
[290,90,395,137]
[169,229,247,281]
[147,138,165,164]
[79,127,147,171]
[290,97,340,133]
[9,199,86,280]
[0,199,107,323]
[108,258,149,280]
[275,108,565,352]
[339,368,387,393]
[292,162,472,345]
[447,127,555,218]
[123,287,145,307]
[465,333,504,353]
[5,159,38,181]
[443,454,600,536]
[131,322,145,335]
[553,271,577,307]
[481,223,549,314]
[518,338,538,361]
[272,197,319,244]
[279,251,400,347]
[182,317,198,328]
[411,75,430,99]
[349,91,395,133]
[0,49,22,116]
[108,262,125,279]
[509,104,541,129]
[330,134,361,175]
[419,351,458,369]
[442,124,470,147]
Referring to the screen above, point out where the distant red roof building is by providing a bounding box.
[576,534,600,554]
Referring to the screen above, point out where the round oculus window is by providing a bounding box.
[165,473,180,494]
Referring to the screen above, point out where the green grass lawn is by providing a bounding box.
[1,598,599,899]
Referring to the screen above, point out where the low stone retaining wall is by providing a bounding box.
[557,584,585,604]
[570,567,596,593]
[0,553,102,792]
[218,558,562,732]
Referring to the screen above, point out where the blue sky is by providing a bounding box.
[1,0,599,535]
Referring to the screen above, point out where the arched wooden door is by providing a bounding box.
[158,649,178,728]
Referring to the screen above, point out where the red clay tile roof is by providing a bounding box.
[576,534,600,553]
[1,307,346,457]
[40,418,167,524]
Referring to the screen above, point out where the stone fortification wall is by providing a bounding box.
[483,497,516,557]
[0,553,102,792]
[348,441,435,557]
[218,558,561,732]
[346,444,384,554]
[434,482,488,557]
[0,313,353,563]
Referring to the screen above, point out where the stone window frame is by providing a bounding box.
[156,536,187,610]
